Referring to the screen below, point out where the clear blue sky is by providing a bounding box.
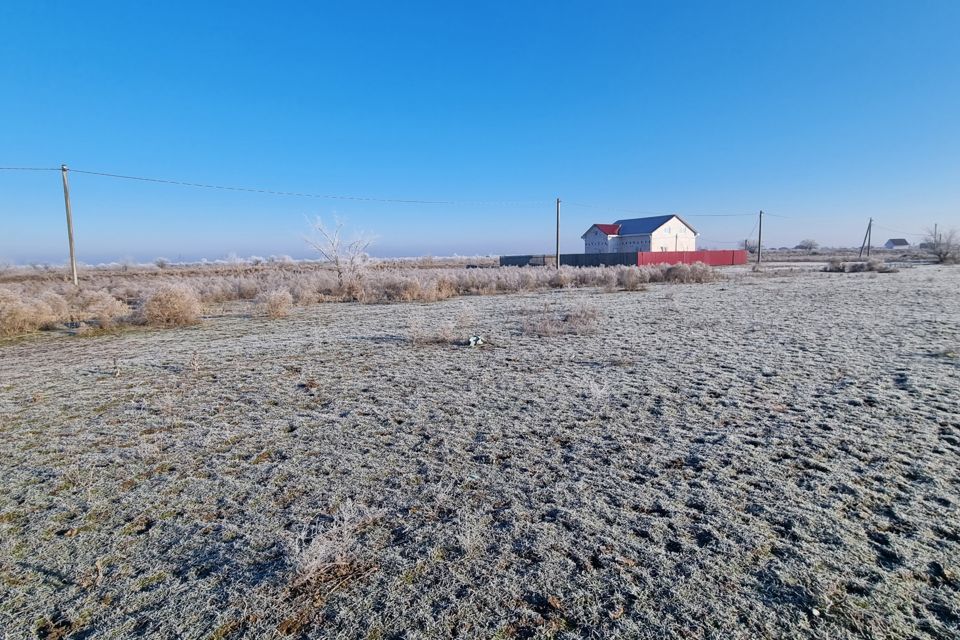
[1,1,958,263]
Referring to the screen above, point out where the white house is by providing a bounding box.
[581,215,698,254]
[884,238,909,249]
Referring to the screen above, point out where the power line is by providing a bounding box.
[66,168,450,204]
[2,165,550,206]
[872,223,927,237]
[565,200,755,217]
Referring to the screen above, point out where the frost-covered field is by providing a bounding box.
[1,265,958,639]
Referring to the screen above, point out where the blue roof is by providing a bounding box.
[613,214,696,235]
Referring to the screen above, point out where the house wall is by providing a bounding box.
[582,228,611,254]
[650,219,696,252]
[615,234,651,253]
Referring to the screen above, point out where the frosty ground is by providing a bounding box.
[1,264,958,639]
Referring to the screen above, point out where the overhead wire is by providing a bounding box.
[871,223,927,238]
[2,165,551,207]
[565,200,756,218]
[65,168,544,206]
[3,167,935,243]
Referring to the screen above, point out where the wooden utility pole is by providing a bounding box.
[555,197,560,270]
[859,217,873,258]
[867,218,872,257]
[756,210,763,264]
[60,164,79,286]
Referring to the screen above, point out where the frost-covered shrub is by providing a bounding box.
[261,288,293,319]
[80,290,129,326]
[0,290,54,336]
[143,284,201,326]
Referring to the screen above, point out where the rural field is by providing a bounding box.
[1,263,958,639]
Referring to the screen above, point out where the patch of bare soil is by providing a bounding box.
[1,265,958,638]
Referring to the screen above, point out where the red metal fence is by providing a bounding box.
[501,250,748,267]
[636,249,747,266]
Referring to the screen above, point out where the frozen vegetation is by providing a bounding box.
[0,263,958,638]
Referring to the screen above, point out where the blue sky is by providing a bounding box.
[1,1,958,263]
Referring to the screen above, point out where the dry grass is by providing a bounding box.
[522,303,600,336]
[0,266,958,638]
[142,284,202,327]
[823,258,898,274]
[0,262,720,339]
[617,267,648,291]
[0,288,130,336]
[260,288,293,319]
[0,290,54,336]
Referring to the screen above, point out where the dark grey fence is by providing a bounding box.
[498,254,557,267]
[498,253,637,267]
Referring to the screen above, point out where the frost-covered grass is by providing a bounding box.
[0,262,717,337]
[0,265,958,638]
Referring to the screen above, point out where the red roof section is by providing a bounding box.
[593,223,621,235]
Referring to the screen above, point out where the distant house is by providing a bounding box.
[884,238,909,249]
[581,215,698,254]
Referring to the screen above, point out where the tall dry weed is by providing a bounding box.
[261,289,294,319]
[143,285,202,327]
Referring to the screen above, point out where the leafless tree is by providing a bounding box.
[742,239,758,254]
[925,227,958,264]
[796,239,818,252]
[305,217,374,291]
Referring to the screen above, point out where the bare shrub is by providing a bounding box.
[924,227,958,264]
[688,262,717,283]
[236,278,260,300]
[548,269,571,289]
[289,283,321,306]
[663,262,717,284]
[616,266,647,291]
[594,268,617,290]
[434,276,457,300]
[643,265,667,283]
[38,292,69,327]
[261,289,293,319]
[340,279,366,302]
[664,263,692,283]
[306,218,374,293]
[381,276,422,302]
[143,284,202,327]
[0,290,50,336]
[80,290,130,327]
